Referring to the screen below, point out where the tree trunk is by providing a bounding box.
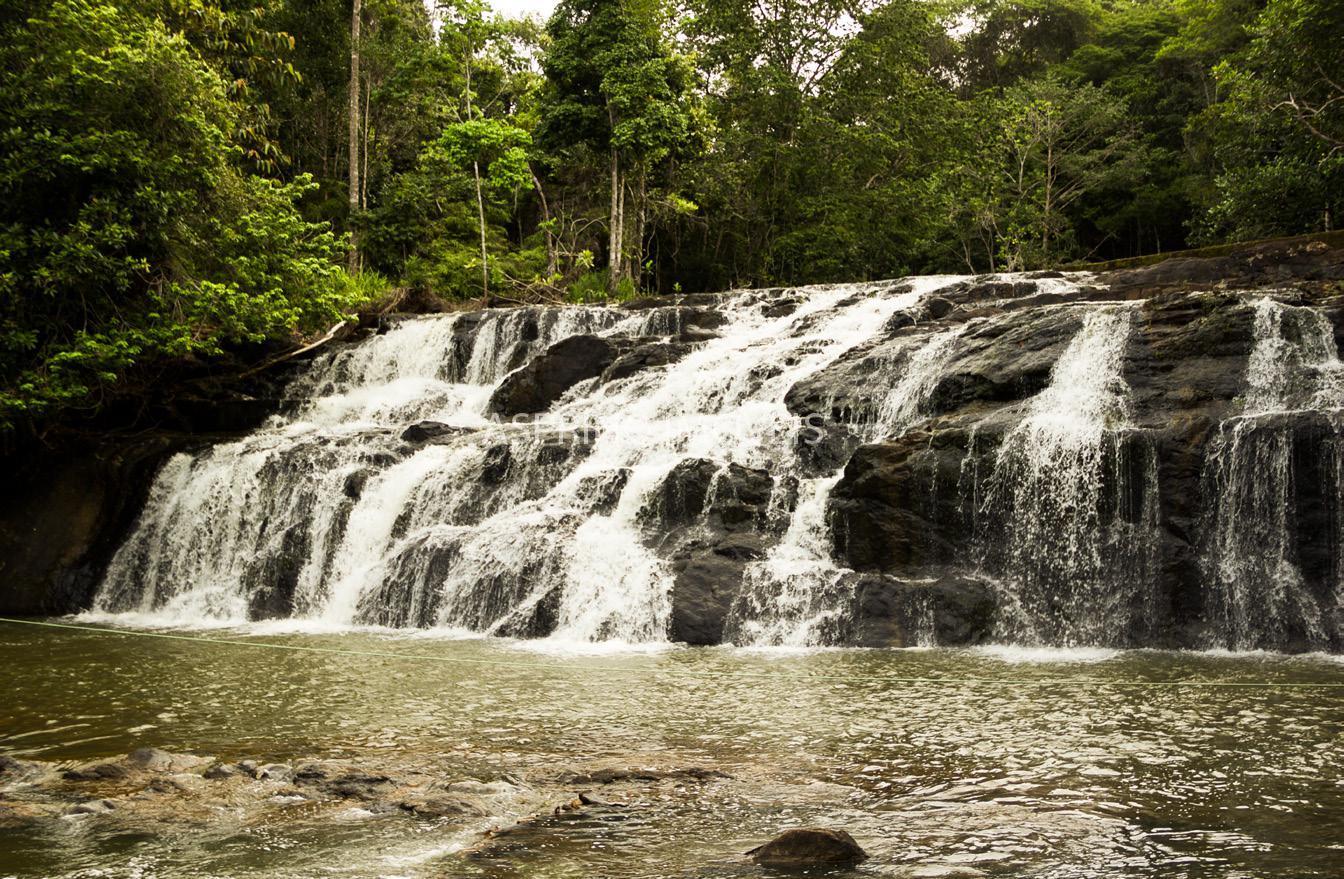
[474,160,489,302]
[347,0,362,273]
[530,166,558,277]
[361,75,371,210]
[608,147,623,291]
[631,168,647,290]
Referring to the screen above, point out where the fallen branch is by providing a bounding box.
[239,320,348,379]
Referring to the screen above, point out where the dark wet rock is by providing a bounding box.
[203,763,240,780]
[401,420,471,443]
[762,299,800,318]
[794,420,861,477]
[1099,237,1344,296]
[63,762,130,782]
[924,295,955,319]
[669,534,768,645]
[707,463,774,532]
[842,573,996,647]
[924,309,1084,415]
[563,766,729,784]
[577,791,623,807]
[342,469,371,500]
[245,524,308,620]
[304,771,395,801]
[676,326,720,343]
[493,586,562,638]
[400,794,490,818]
[601,341,693,384]
[488,334,624,416]
[576,468,631,515]
[830,430,980,574]
[643,458,718,528]
[747,827,868,868]
[0,435,200,615]
[480,442,513,484]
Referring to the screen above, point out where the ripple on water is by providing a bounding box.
[1,627,1342,878]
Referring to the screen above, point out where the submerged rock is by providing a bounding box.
[747,827,868,868]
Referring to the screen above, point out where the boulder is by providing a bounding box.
[669,534,767,645]
[600,341,693,384]
[747,828,868,868]
[642,459,718,529]
[488,334,624,416]
[844,573,996,647]
[400,420,471,443]
[707,463,774,532]
[829,430,982,574]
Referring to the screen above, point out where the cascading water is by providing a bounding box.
[1202,297,1344,651]
[972,306,1160,647]
[95,278,975,642]
[724,325,969,646]
[101,275,1342,652]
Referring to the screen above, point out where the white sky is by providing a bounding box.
[425,0,558,21]
[489,0,558,18]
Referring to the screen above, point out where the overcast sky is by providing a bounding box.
[489,0,558,17]
[424,0,557,21]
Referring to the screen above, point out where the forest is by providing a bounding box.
[1,0,1341,431]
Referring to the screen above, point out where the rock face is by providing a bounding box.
[0,436,200,615]
[488,334,622,416]
[0,350,311,615]
[748,827,869,868]
[8,237,1344,652]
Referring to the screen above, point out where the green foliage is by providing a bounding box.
[948,77,1141,270]
[1183,0,1343,241]
[0,1,366,428]
[4,0,1343,433]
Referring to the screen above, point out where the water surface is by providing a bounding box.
[2,622,1343,878]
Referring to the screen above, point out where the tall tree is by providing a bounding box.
[540,0,698,291]
[348,0,363,270]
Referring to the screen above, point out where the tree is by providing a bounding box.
[951,77,1139,270]
[430,120,534,296]
[349,0,364,270]
[541,0,699,291]
[0,0,365,430]
[1188,0,1342,239]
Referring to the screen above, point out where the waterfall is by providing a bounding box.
[96,279,974,641]
[724,325,969,646]
[974,306,1160,647]
[1202,298,1344,651]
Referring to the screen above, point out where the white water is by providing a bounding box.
[1203,297,1344,651]
[725,324,971,646]
[95,281,1341,651]
[96,278,970,643]
[976,306,1160,647]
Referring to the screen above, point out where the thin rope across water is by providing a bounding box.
[3,616,1343,690]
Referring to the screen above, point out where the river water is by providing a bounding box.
[2,623,1343,878]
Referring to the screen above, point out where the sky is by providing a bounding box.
[425,0,558,20]
[489,0,558,17]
